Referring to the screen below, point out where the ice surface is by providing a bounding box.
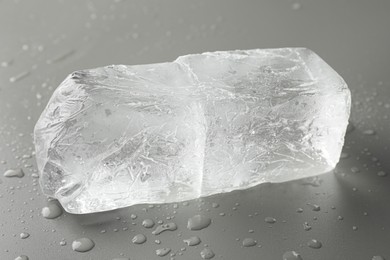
[34,48,351,213]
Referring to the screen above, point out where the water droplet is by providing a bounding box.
[183,236,201,246]
[264,217,276,224]
[340,152,349,159]
[59,240,67,246]
[296,208,303,213]
[187,215,211,230]
[112,258,130,260]
[200,248,215,259]
[130,214,137,219]
[307,203,320,211]
[72,237,95,252]
[377,171,387,177]
[372,256,385,260]
[14,256,29,260]
[132,234,147,244]
[291,2,301,10]
[337,216,344,220]
[211,203,219,208]
[142,218,155,228]
[307,239,322,249]
[9,71,30,83]
[283,251,303,260]
[303,222,312,231]
[156,248,171,257]
[3,169,24,178]
[152,223,177,235]
[242,238,257,247]
[363,129,376,135]
[352,226,358,231]
[351,167,360,173]
[41,202,63,219]
[20,232,30,239]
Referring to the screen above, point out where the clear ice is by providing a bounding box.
[34,48,351,213]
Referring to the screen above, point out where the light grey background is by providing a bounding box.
[1,0,390,259]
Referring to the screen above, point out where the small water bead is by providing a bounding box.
[303,222,312,231]
[41,203,63,219]
[363,129,376,135]
[200,248,215,259]
[4,169,24,178]
[242,238,257,247]
[340,152,349,159]
[19,232,30,239]
[352,226,358,231]
[291,2,301,10]
[307,239,322,249]
[59,240,67,246]
[283,251,303,260]
[372,256,385,260]
[351,167,360,173]
[187,215,211,230]
[132,234,147,244]
[130,214,137,220]
[183,236,201,246]
[14,256,29,260]
[112,258,130,260]
[377,171,387,177]
[72,237,95,252]
[307,203,320,211]
[152,223,177,235]
[265,217,276,224]
[211,203,219,208]
[156,248,171,257]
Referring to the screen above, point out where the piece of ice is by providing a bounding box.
[34,48,351,214]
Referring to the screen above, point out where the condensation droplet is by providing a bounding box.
[41,202,63,219]
[303,222,312,231]
[132,234,147,244]
[152,223,177,235]
[14,255,29,260]
[20,232,30,239]
[291,2,301,10]
[307,239,322,249]
[283,251,303,260]
[183,236,201,246]
[200,248,215,259]
[363,129,376,135]
[72,237,95,252]
[4,169,24,178]
[187,215,211,230]
[156,248,171,257]
[242,238,257,247]
[265,217,276,224]
[142,219,155,228]
[372,256,385,260]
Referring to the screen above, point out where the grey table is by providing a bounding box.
[1,0,390,259]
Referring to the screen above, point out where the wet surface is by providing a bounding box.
[1,0,390,259]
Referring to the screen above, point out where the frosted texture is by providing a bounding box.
[34,48,351,213]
